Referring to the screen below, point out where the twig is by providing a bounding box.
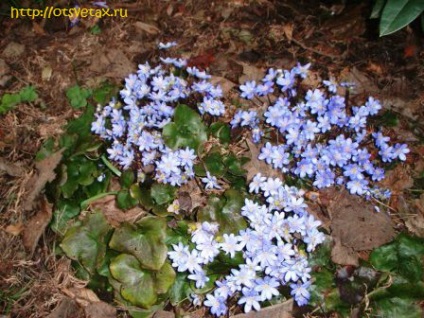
[291,37,343,60]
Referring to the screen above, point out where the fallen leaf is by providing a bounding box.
[331,237,359,266]
[2,42,25,58]
[4,223,24,236]
[188,52,215,69]
[22,196,53,255]
[46,297,83,318]
[238,62,265,84]
[329,190,395,251]
[23,149,64,211]
[0,158,25,177]
[233,299,293,318]
[62,287,100,307]
[243,139,283,182]
[397,194,424,238]
[90,194,145,227]
[179,180,206,211]
[134,21,160,34]
[153,310,175,318]
[282,23,294,43]
[210,76,236,95]
[379,165,413,193]
[85,302,117,318]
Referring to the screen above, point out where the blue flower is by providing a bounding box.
[240,81,257,99]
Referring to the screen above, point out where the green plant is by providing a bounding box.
[371,0,424,36]
[0,86,38,115]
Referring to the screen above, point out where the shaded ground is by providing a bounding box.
[0,0,423,317]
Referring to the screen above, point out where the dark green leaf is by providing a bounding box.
[168,272,192,305]
[92,82,117,105]
[109,254,157,308]
[151,183,176,206]
[370,233,424,282]
[51,200,81,234]
[116,189,138,210]
[109,217,167,270]
[204,152,226,177]
[380,0,424,36]
[209,122,231,145]
[120,170,135,189]
[372,297,422,318]
[60,212,110,274]
[198,190,247,235]
[371,0,386,18]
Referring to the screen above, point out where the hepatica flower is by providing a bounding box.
[91,46,226,185]
[236,64,409,200]
[169,176,325,316]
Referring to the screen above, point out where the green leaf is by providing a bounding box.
[109,217,167,270]
[209,122,231,145]
[120,170,135,189]
[151,183,176,206]
[372,297,422,318]
[168,272,192,305]
[0,93,21,114]
[36,137,55,161]
[204,152,226,177]
[116,189,138,210]
[370,233,424,282]
[109,254,157,308]
[60,212,110,274]
[162,104,207,150]
[19,86,38,102]
[371,0,386,18]
[66,85,92,109]
[92,82,118,105]
[224,154,247,176]
[51,200,81,234]
[309,268,336,305]
[380,0,424,36]
[198,190,247,235]
[153,262,176,294]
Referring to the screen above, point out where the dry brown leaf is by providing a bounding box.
[22,196,53,255]
[85,302,117,318]
[0,158,25,177]
[397,194,424,238]
[46,297,82,318]
[243,139,283,182]
[329,190,395,251]
[90,195,145,227]
[179,180,206,211]
[210,76,236,95]
[238,62,265,84]
[339,67,379,96]
[379,165,413,193]
[23,149,64,211]
[134,21,160,34]
[233,299,293,318]
[2,42,25,58]
[4,223,24,236]
[153,310,175,318]
[89,49,134,80]
[63,287,100,307]
[331,237,359,266]
[282,23,294,43]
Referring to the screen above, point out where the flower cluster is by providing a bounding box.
[91,42,225,185]
[234,64,409,198]
[168,175,325,316]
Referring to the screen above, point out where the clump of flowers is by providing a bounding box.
[168,175,325,316]
[232,64,409,198]
[91,43,225,186]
